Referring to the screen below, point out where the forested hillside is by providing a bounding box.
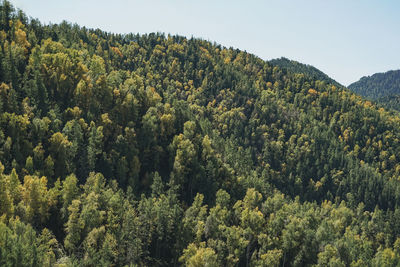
[2,1,400,266]
[269,57,341,87]
[349,70,400,111]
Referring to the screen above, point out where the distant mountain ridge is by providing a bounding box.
[348,69,400,99]
[348,69,400,111]
[269,57,342,87]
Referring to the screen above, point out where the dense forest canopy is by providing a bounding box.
[349,70,400,111]
[2,1,400,266]
[349,70,400,99]
[269,57,341,87]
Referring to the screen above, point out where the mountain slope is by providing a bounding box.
[349,69,400,99]
[269,57,341,87]
[2,1,400,266]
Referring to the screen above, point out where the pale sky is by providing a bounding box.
[9,0,400,86]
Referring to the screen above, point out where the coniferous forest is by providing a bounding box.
[2,1,400,266]
[349,70,400,111]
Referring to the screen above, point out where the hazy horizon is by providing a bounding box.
[9,0,400,86]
